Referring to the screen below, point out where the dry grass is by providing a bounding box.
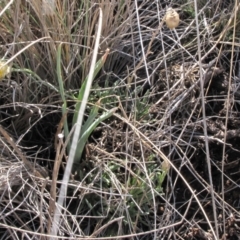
[0,0,240,239]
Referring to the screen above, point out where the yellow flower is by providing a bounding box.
[0,60,11,80]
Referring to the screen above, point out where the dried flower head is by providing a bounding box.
[161,159,170,172]
[165,8,180,29]
[0,60,11,80]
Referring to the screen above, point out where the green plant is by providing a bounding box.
[133,88,150,121]
[57,44,118,177]
[126,162,167,220]
[91,156,169,228]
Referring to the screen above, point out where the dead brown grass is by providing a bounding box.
[1,0,240,239]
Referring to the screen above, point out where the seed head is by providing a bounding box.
[165,8,180,29]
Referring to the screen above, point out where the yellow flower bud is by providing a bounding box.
[165,8,180,30]
[0,60,11,80]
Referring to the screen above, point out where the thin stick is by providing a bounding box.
[50,7,103,238]
[221,1,238,237]
[193,0,219,239]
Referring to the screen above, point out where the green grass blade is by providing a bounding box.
[56,43,69,141]
[80,101,100,136]
[72,49,110,125]
[74,106,118,163]
[57,44,65,102]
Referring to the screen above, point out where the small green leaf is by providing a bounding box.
[57,44,70,146]
[72,49,110,125]
[74,106,118,162]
